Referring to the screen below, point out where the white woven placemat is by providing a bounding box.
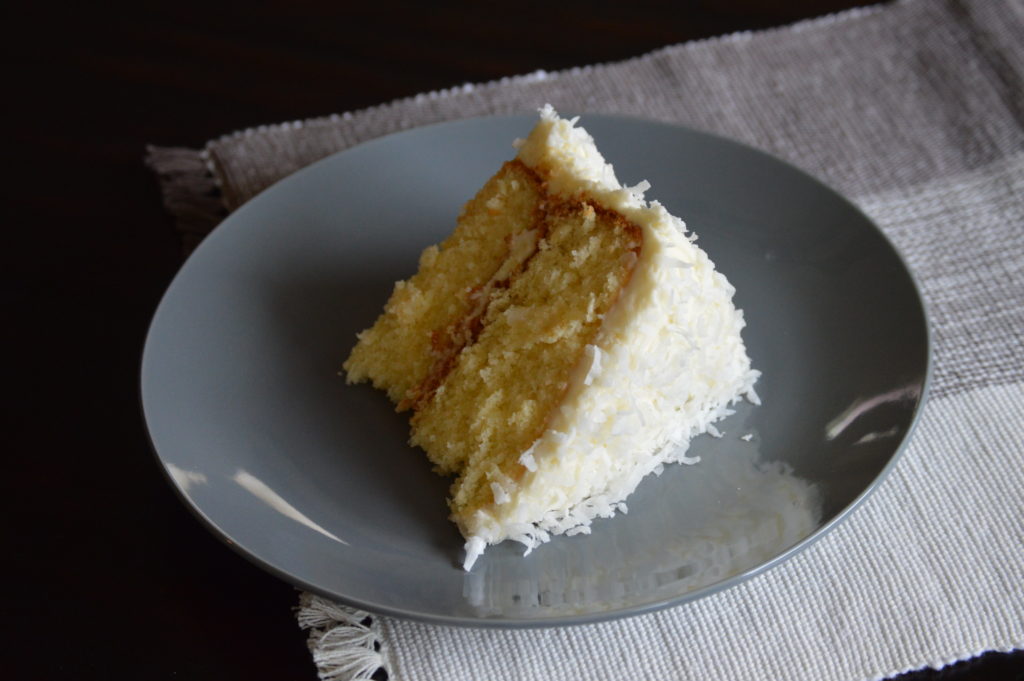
[148,1,1024,679]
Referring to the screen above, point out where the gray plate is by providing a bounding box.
[141,114,929,627]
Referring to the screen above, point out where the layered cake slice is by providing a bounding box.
[344,106,759,570]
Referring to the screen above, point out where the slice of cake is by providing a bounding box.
[344,106,759,570]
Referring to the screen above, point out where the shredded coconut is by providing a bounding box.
[583,345,603,386]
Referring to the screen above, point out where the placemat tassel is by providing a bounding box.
[297,592,389,681]
[144,145,226,254]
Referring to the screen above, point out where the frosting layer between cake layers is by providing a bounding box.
[459,106,759,570]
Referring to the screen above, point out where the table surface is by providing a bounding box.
[9,1,1022,678]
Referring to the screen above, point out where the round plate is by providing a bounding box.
[141,114,929,627]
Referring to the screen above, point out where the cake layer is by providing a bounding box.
[344,161,544,406]
[411,196,642,520]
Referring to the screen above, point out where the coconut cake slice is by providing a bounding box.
[344,106,759,570]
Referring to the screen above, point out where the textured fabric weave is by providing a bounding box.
[147,1,1024,679]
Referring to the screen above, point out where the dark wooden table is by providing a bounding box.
[9,1,1022,678]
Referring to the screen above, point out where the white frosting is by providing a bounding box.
[462,105,759,570]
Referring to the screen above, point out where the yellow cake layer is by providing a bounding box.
[411,198,642,525]
[343,161,543,405]
[345,161,643,523]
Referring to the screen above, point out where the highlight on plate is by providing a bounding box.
[344,105,760,570]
